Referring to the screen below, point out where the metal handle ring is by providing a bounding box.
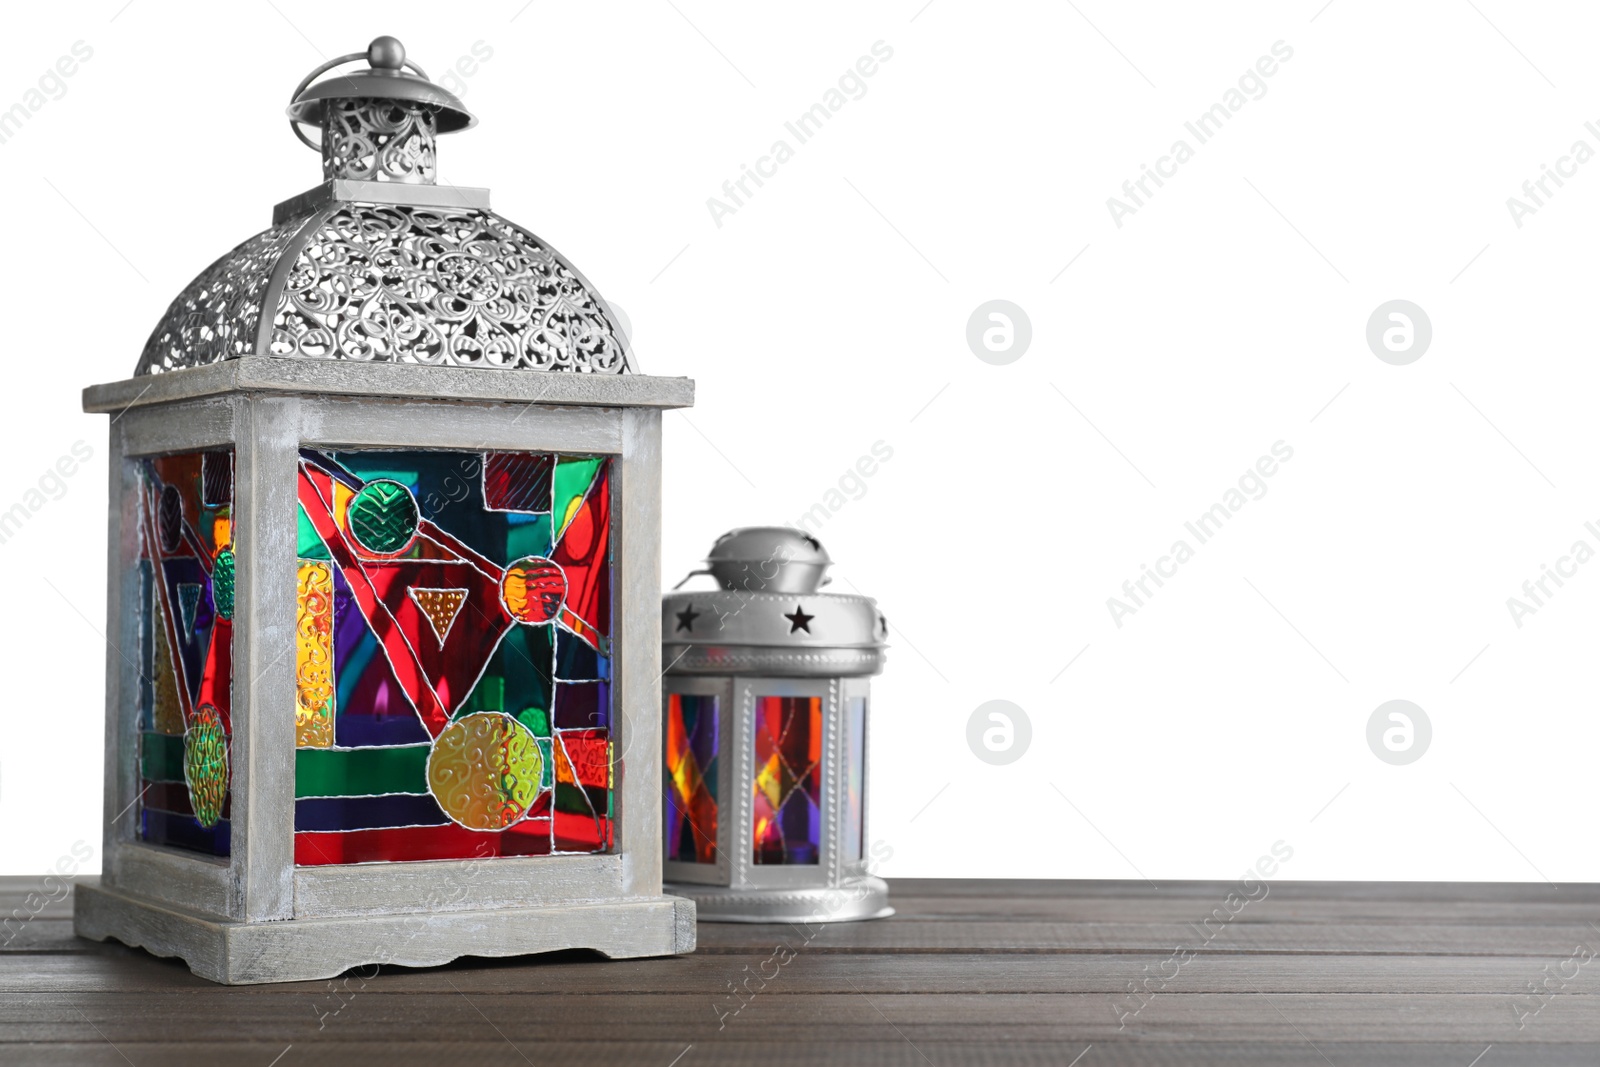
[671,569,714,591]
[288,52,431,152]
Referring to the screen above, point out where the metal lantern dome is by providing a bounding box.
[136,36,630,377]
[661,528,892,923]
[77,36,694,984]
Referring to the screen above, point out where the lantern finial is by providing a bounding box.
[286,36,475,184]
[367,35,406,70]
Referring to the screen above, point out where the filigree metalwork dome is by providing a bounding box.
[135,37,632,377]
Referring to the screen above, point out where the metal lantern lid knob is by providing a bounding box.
[287,35,475,135]
[366,35,407,71]
[285,35,473,185]
[685,525,833,595]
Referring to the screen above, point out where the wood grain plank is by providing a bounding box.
[883,892,1600,925]
[11,881,1599,927]
[4,949,1599,996]
[6,877,1600,1063]
[9,1040,1593,1067]
[3,991,1598,1042]
[688,918,1600,956]
[23,911,1600,960]
[889,878,1597,902]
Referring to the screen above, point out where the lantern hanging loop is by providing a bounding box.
[670,569,713,591]
[670,567,833,591]
[285,35,473,152]
[672,527,836,595]
[287,43,428,151]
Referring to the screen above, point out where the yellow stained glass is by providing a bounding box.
[295,560,335,748]
[151,618,183,736]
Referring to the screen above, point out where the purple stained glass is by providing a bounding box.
[752,696,821,865]
[330,562,429,747]
[555,680,609,731]
[665,693,719,864]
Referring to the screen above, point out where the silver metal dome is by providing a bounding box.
[135,36,632,377]
[136,202,633,376]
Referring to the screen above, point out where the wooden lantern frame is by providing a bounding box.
[78,345,696,983]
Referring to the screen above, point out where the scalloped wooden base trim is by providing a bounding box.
[74,880,696,985]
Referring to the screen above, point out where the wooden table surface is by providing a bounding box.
[4,876,1598,1065]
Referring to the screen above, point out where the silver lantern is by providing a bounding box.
[661,528,891,922]
[75,36,697,984]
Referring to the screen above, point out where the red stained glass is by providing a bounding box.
[665,694,719,864]
[551,468,610,640]
[752,696,821,865]
[294,821,554,866]
[482,451,553,512]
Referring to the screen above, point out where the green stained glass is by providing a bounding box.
[347,479,419,554]
[461,675,505,715]
[461,624,552,724]
[297,505,330,559]
[537,737,554,790]
[295,745,431,798]
[341,464,423,484]
[213,549,236,619]
[519,705,552,737]
[555,782,592,815]
[552,457,603,536]
[140,732,186,782]
[507,512,553,560]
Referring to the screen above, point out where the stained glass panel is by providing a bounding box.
[752,695,821,865]
[665,693,719,864]
[293,449,613,866]
[135,450,235,857]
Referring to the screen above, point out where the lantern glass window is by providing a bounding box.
[664,693,719,865]
[752,695,823,865]
[291,448,614,865]
[135,450,236,859]
[843,696,867,864]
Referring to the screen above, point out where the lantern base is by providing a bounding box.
[73,880,696,986]
[665,874,892,924]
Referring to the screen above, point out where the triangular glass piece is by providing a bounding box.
[177,582,203,635]
[408,587,468,646]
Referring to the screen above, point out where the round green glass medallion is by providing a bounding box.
[347,479,419,555]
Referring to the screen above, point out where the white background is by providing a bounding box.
[2,0,1594,883]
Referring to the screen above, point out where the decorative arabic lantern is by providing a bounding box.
[661,528,892,922]
[75,36,696,983]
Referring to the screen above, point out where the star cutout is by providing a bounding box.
[676,606,701,633]
[784,605,814,634]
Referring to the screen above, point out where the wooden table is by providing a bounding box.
[4,877,1597,1064]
